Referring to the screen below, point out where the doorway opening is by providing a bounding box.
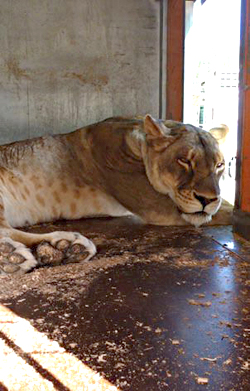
[184,0,241,205]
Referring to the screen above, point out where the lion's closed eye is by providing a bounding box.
[177,157,192,168]
[216,161,225,169]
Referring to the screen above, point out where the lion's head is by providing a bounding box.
[141,115,225,227]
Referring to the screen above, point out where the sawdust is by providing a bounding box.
[0,243,224,302]
[0,253,133,301]
[0,220,248,304]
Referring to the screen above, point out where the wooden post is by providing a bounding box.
[233,0,250,239]
[166,0,185,121]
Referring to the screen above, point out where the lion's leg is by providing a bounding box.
[0,195,96,275]
[0,195,37,274]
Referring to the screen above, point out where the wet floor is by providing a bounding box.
[0,217,249,390]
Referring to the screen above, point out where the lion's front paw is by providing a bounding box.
[36,231,96,266]
[0,238,38,275]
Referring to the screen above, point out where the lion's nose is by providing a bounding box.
[194,193,218,208]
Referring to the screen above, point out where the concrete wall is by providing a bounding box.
[0,0,163,144]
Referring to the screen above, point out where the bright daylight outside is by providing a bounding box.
[184,0,241,205]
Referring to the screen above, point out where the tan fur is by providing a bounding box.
[0,115,232,274]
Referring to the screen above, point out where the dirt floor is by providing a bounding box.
[0,216,250,391]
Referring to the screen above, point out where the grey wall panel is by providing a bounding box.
[0,0,161,144]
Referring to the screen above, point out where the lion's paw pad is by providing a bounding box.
[0,238,37,275]
[36,242,64,266]
[36,232,96,266]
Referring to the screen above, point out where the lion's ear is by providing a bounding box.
[209,124,229,145]
[144,114,165,139]
[143,114,175,151]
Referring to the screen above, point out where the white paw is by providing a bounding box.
[36,231,96,265]
[0,238,38,275]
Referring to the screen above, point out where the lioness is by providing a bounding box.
[0,115,231,275]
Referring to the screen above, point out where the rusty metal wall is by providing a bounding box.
[0,0,162,144]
